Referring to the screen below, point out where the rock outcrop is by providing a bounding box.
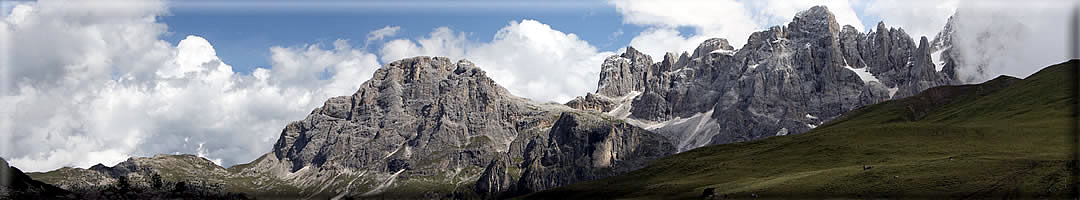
[514,112,674,193]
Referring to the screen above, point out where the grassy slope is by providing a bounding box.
[528,60,1078,199]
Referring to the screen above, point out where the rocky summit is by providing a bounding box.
[575,6,960,152]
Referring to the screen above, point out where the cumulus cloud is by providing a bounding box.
[379,27,468,64]
[625,28,712,60]
[609,0,759,59]
[1,0,382,172]
[379,20,612,103]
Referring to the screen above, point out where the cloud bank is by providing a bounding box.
[1,0,382,172]
[948,0,1076,82]
[379,20,613,103]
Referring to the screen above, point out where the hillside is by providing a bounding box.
[528,60,1078,199]
[1,157,76,199]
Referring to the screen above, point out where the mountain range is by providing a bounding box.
[7,5,1074,199]
[528,59,1077,199]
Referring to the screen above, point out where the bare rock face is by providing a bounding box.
[474,154,513,198]
[597,47,653,97]
[270,57,535,176]
[565,93,616,112]
[930,14,961,82]
[579,5,961,152]
[513,112,675,194]
[254,56,673,198]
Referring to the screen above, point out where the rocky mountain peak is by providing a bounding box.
[789,5,842,39]
[691,38,735,58]
[596,47,655,97]
[269,56,535,174]
[621,46,651,63]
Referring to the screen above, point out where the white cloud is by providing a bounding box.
[744,0,865,31]
[378,20,613,103]
[866,0,1077,82]
[863,0,958,39]
[379,27,469,64]
[609,0,760,59]
[470,20,612,102]
[364,25,400,48]
[1,0,383,172]
[625,28,710,60]
[948,0,1075,82]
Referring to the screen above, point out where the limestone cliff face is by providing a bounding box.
[269,57,536,175]
[579,6,960,152]
[514,112,674,194]
[254,56,673,198]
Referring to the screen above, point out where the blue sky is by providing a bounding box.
[155,0,888,75]
[159,0,652,74]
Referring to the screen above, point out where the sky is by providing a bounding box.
[1,0,1076,172]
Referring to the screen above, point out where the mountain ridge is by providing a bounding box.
[575,5,958,152]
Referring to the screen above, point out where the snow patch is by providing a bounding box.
[930,48,946,71]
[710,49,735,56]
[805,113,817,119]
[664,67,690,76]
[747,64,759,70]
[888,87,899,99]
[383,145,403,159]
[807,123,817,129]
[361,169,406,196]
[843,65,881,84]
[775,128,789,136]
[604,91,642,119]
